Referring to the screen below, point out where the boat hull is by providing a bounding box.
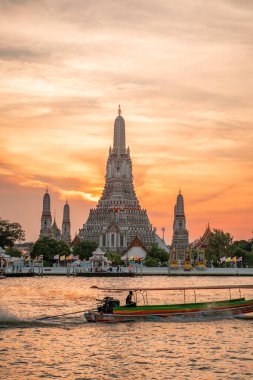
[84,298,253,323]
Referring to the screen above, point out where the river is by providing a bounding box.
[1,276,253,379]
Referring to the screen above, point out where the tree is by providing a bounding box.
[245,251,253,267]
[105,252,122,266]
[231,240,252,255]
[144,257,160,267]
[31,237,70,265]
[0,218,25,249]
[4,246,22,257]
[72,240,98,260]
[205,229,233,265]
[145,244,169,266]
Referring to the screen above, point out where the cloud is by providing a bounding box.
[0,0,252,241]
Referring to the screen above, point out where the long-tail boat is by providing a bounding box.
[84,285,253,323]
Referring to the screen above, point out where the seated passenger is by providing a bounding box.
[125,291,136,307]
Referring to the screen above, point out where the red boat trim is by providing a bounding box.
[113,301,253,315]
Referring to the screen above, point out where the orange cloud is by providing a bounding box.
[0,0,253,242]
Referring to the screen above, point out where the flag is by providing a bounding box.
[66,254,73,261]
[237,256,242,262]
[220,256,226,263]
[231,256,237,262]
[38,255,43,261]
[60,255,65,261]
[225,257,231,262]
[54,254,59,260]
[73,255,79,260]
[140,257,145,261]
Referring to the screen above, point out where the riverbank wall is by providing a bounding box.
[3,267,253,277]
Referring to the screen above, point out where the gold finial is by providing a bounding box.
[179,188,181,194]
[118,104,121,116]
[46,186,48,193]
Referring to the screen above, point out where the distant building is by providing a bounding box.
[193,223,212,249]
[171,191,189,261]
[78,106,156,253]
[40,189,53,238]
[39,190,71,244]
[52,217,61,241]
[61,201,71,246]
[122,235,148,261]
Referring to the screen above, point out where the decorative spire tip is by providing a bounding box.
[118,104,121,116]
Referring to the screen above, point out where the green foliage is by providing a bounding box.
[191,248,198,262]
[31,237,70,265]
[205,229,233,265]
[72,240,98,260]
[0,218,25,249]
[105,252,122,266]
[232,239,252,252]
[229,239,253,266]
[145,244,169,266]
[144,257,160,267]
[4,246,22,257]
[245,251,253,267]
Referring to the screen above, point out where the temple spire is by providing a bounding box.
[40,189,52,238]
[171,190,189,262]
[61,201,71,246]
[113,104,126,154]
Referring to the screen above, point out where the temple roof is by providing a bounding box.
[126,235,147,251]
[194,224,212,248]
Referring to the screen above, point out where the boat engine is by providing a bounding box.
[97,297,120,313]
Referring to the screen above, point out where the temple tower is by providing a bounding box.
[171,190,189,262]
[79,106,156,252]
[61,201,71,246]
[52,212,61,241]
[40,189,53,238]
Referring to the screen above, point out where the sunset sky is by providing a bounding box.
[0,0,253,243]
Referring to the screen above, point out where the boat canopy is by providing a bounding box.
[91,285,253,292]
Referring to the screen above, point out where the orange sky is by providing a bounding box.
[0,0,253,243]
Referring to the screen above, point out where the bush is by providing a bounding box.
[144,257,160,267]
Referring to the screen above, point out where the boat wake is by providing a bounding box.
[0,307,87,329]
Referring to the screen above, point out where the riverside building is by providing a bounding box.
[78,106,157,253]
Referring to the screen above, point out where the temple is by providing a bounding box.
[52,214,61,241]
[193,223,212,249]
[78,106,157,252]
[40,189,53,238]
[171,190,189,261]
[39,190,71,245]
[61,201,71,246]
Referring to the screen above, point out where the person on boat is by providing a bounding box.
[126,291,136,307]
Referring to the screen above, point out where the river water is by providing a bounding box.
[1,276,253,379]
